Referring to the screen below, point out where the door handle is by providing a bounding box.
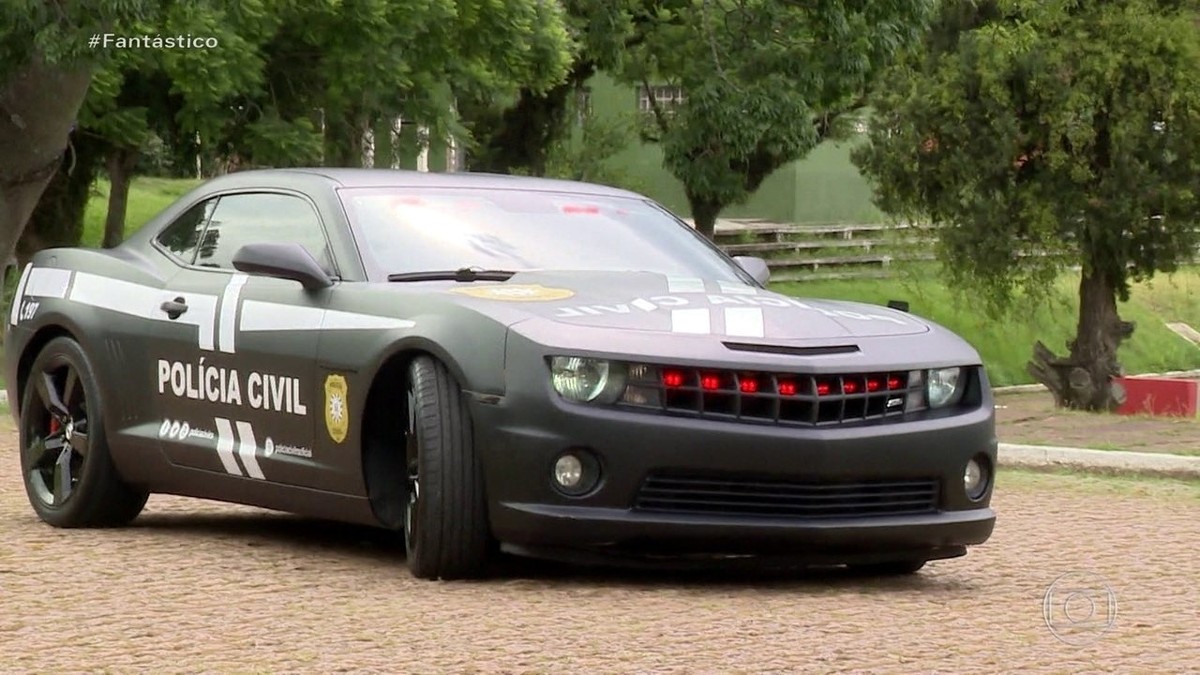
[160,297,188,320]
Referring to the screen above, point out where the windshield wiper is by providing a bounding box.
[387,267,518,283]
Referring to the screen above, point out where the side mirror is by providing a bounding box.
[232,242,332,290]
[733,255,771,285]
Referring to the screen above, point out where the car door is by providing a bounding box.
[153,191,338,491]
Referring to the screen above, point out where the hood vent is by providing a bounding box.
[722,341,860,357]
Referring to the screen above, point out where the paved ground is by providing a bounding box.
[1,432,1198,673]
[995,390,1200,454]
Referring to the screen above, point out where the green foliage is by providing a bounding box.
[267,0,574,167]
[78,0,287,155]
[536,112,648,192]
[0,1,154,76]
[612,0,936,233]
[9,0,576,265]
[240,110,323,167]
[853,0,1200,314]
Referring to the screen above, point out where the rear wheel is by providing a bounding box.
[19,336,148,527]
[403,356,489,579]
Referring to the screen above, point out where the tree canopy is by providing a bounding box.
[852,0,1200,410]
[0,0,574,269]
[612,0,936,238]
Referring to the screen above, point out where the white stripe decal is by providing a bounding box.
[717,281,758,296]
[70,273,163,319]
[9,263,32,325]
[69,272,219,350]
[671,308,711,334]
[666,276,706,293]
[217,274,249,354]
[631,298,657,312]
[214,418,243,476]
[239,300,324,332]
[24,267,72,299]
[724,307,765,338]
[235,421,265,480]
[322,308,416,330]
[238,300,415,332]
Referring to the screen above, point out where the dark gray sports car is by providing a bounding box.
[4,168,995,579]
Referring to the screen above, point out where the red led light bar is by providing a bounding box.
[701,374,722,391]
[816,381,832,396]
[867,378,883,392]
[663,370,685,388]
[887,375,904,390]
[739,378,759,393]
[842,379,861,394]
[777,380,797,396]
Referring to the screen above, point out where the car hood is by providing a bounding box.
[418,271,929,340]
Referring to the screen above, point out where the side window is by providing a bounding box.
[194,193,333,272]
[156,199,217,264]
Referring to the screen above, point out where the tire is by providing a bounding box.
[403,355,489,579]
[19,336,149,528]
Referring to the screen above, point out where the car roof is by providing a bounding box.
[201,167,646,199]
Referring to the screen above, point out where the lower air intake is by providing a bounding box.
[634,473,940,519]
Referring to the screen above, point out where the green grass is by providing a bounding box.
[772,267,1200,387]
[81,176,202,246]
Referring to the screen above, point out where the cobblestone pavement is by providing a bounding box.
[1,432,1197,672]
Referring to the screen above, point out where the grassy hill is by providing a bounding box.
[772,271,1200,387]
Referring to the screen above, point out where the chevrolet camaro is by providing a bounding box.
[4,168,996,579]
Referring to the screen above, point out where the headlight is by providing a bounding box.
[927,367,964,408]
[550,356,626,403]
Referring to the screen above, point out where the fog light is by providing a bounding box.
[551,449,601,497]
[554,454,583,489]
[964,456,990,501]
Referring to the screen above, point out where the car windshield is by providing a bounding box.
[338,187,750,282]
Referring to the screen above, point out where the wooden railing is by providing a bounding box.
[699,219,937,281]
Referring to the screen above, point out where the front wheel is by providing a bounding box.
[403,356,489,579]
[19,336,148,527]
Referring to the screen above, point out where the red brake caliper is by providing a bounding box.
[49,418,60,435]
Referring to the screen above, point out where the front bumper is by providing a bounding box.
[470,363,997,565]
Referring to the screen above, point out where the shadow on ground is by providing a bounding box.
[126,509,975,593]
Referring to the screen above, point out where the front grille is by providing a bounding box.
[618,365,925,427]
[635,473,940,519]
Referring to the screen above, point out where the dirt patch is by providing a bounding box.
[995,389,1200,454]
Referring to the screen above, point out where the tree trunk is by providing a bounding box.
[389,116,403,169]
[103,146,139,248]
[1027,269,1135,411]
[0,56,92,270]
[416,126,430,172]
[686,190,723,240]
[323,110,364,167]
[16,131,104,266]
[361,126,375,168]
